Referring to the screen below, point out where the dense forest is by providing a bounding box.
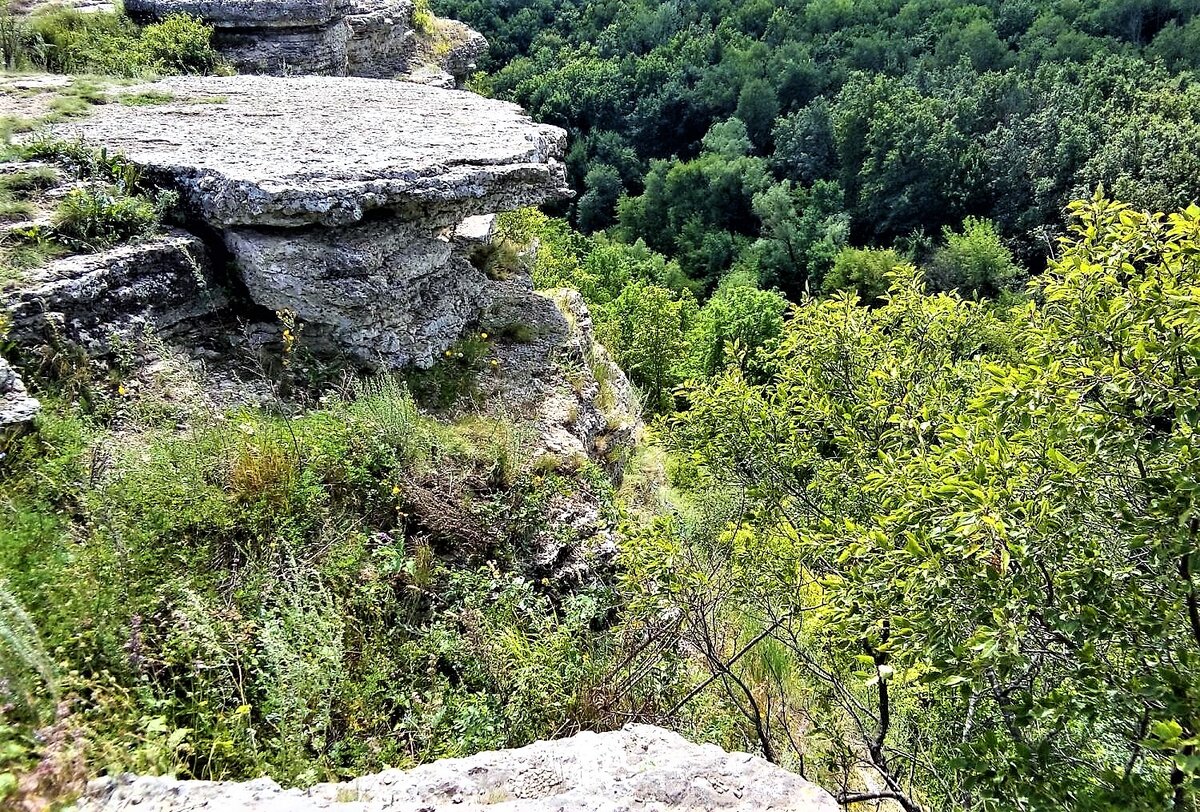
[429,1,1200,808]
[440,0,1200,292]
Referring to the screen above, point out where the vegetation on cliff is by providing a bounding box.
[3,0,1200,810]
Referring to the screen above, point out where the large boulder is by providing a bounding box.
[79,724,839,811]
[53,76,568,369]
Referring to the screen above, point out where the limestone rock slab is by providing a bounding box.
[224,221,491,368]
[56,75,569,228]
[125,0,349,28]
[80,724,838,811]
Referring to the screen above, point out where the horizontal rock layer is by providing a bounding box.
[125,0,349,28]
[51,76,569,368]
[5,230,224,355]
[125,0,481,81]
[58,76,568,229]
[80,724,838,811]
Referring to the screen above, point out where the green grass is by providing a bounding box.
[0,379,647,796]
[0,8,222,77]
[0,196,34,220]
[117,89,176,106]
[495,321,539,344]
[0,167,59,195]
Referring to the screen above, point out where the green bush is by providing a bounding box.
[25,7,139,74]
[3,9,219,76]
[137,14,220,75]
[51,185,159,250]
[682,283,788,378]
[820,246,907,303]
[925,216,1024,297]
[0,378,654,788]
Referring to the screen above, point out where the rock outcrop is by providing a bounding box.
[125,0,485,83]
[0,357,39,431]
[5,230,224,355]
[54,75,569,369]
[79,725,838,811]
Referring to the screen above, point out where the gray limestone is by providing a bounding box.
[124,0,482,81]
[0,357,39,430]
[57,76,568,228]
[4,230,224,355]
[79,724,838,811]
[124,0,349,28]
[50,75,568,368]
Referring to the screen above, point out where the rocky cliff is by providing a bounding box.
[124,0,486,84]
[79,725,838,811]
[0,8,828,812]
[39,74,567,370]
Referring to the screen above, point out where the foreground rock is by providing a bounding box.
[5,230,224,356]
[80,725,837,811]
[56,75,568,369]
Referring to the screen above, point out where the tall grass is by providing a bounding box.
[0,580,56,723]
[0,9,221,77]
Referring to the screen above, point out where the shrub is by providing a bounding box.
[25,7,140,75]
[0,580,56,724]
[137,14,219,75]
[51,185,158,250]
[3,9,219,76]
[925,216,1024,297]
[820,246,907,303]
[682,283,788,378]
[412,0,435,35]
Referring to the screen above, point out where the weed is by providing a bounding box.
[0,9,221,77]
[0,580,57,723]
[405,333,494,410]
[118,90,176,106]
[0,232,67,289]
[495,321,538,344]
[51,184,158,250]
[412,0,435,35]
[0,167,58,195]
[467,238,524,281]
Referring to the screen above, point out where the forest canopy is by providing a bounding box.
[439,0,1200,291]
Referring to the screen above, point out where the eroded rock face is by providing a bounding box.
[125,0,481,82]
[125,0,348,28]
[54,75,568,368]
[4,230,224,355]
[79,725,838,811]
[0,357,39,431]
[224,221,492,368]
[345,0,416,78]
